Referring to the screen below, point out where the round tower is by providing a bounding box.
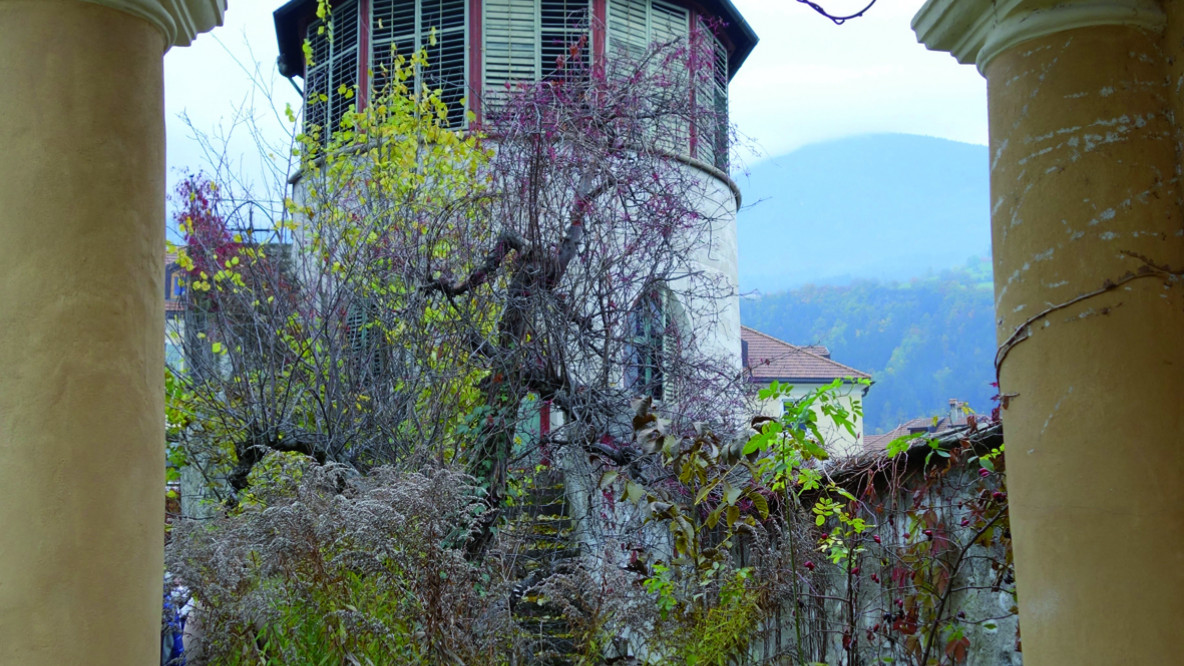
[273,0,756,397]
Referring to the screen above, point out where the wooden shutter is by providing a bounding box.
[607,0,646,63]
[371,0,468,128]
[693,16,728,168]
[711,35,728,169]
[484,0,540,105]
[305,18,330,135]
[626,288,665,401]
[650,0,688,153]
[371,0,417,97]
[649,0,685,47]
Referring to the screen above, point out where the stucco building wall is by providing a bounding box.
[752,382,867,457]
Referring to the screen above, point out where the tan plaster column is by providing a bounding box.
[915,0,1184,662]
[0,1,223,663]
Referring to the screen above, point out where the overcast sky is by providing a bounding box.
[161,0,988,200]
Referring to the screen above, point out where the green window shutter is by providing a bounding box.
[484,0,540,106]
[626,288,665,401]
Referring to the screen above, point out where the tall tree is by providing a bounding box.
[167,27,742,525]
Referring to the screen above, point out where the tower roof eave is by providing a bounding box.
[274,0,317,79]
[701,0,758,80]
[273,0,756,81]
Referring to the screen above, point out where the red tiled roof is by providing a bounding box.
[741,326,872,383]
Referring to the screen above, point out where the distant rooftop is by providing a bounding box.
[864,399,973,451]
[741,326,872,383]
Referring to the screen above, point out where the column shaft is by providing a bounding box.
[0,1,166,663]
[986,23,1184,662]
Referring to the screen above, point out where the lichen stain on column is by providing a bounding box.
[987,24,1182,340]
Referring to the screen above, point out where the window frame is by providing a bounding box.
[624,287,667,401]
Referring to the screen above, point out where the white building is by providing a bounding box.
[742,325,872,457]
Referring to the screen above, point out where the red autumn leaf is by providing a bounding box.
[945,636,971,662]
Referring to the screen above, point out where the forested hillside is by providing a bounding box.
[740,258,997,433]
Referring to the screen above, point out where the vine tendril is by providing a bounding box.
[795,0,878,25]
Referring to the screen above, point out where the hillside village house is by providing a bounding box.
[741,325,872,456]
[863,398,972,451]
[3,0,1182,663]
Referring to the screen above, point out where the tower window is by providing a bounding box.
[692,17,728,169]
[373,0,469,128]
[295,0,730,166]
[305,0,361,142]
[625,288,665,401]
[483,0,591,106]
[305,0,470,143]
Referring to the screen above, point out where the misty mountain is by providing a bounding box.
[734,135,996,433]
[735,133,990,293]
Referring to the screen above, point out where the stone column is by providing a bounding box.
[915,0,1184,662]
[0,1,223,663]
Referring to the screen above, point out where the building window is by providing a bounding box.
[605,0,728,167]
[625,288,665,401]
[299,0,729,167]
[540,0,590,79]
[483,0,591,106]
[305,0,469,143]
[373,0,469,127]
[345,297,389,382]
[166,267,186,300]
[305,0,362,143]
[692,17,728,169]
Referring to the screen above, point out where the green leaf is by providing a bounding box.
[694,477,721,505]
[724,484,742,506]
[622,481,645,504]
[887,434,917,458]
[742,433,765,455]
[599,471,619,489]
[749,491,769,520]
[706,506,723,528]
[803,440,829,461]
